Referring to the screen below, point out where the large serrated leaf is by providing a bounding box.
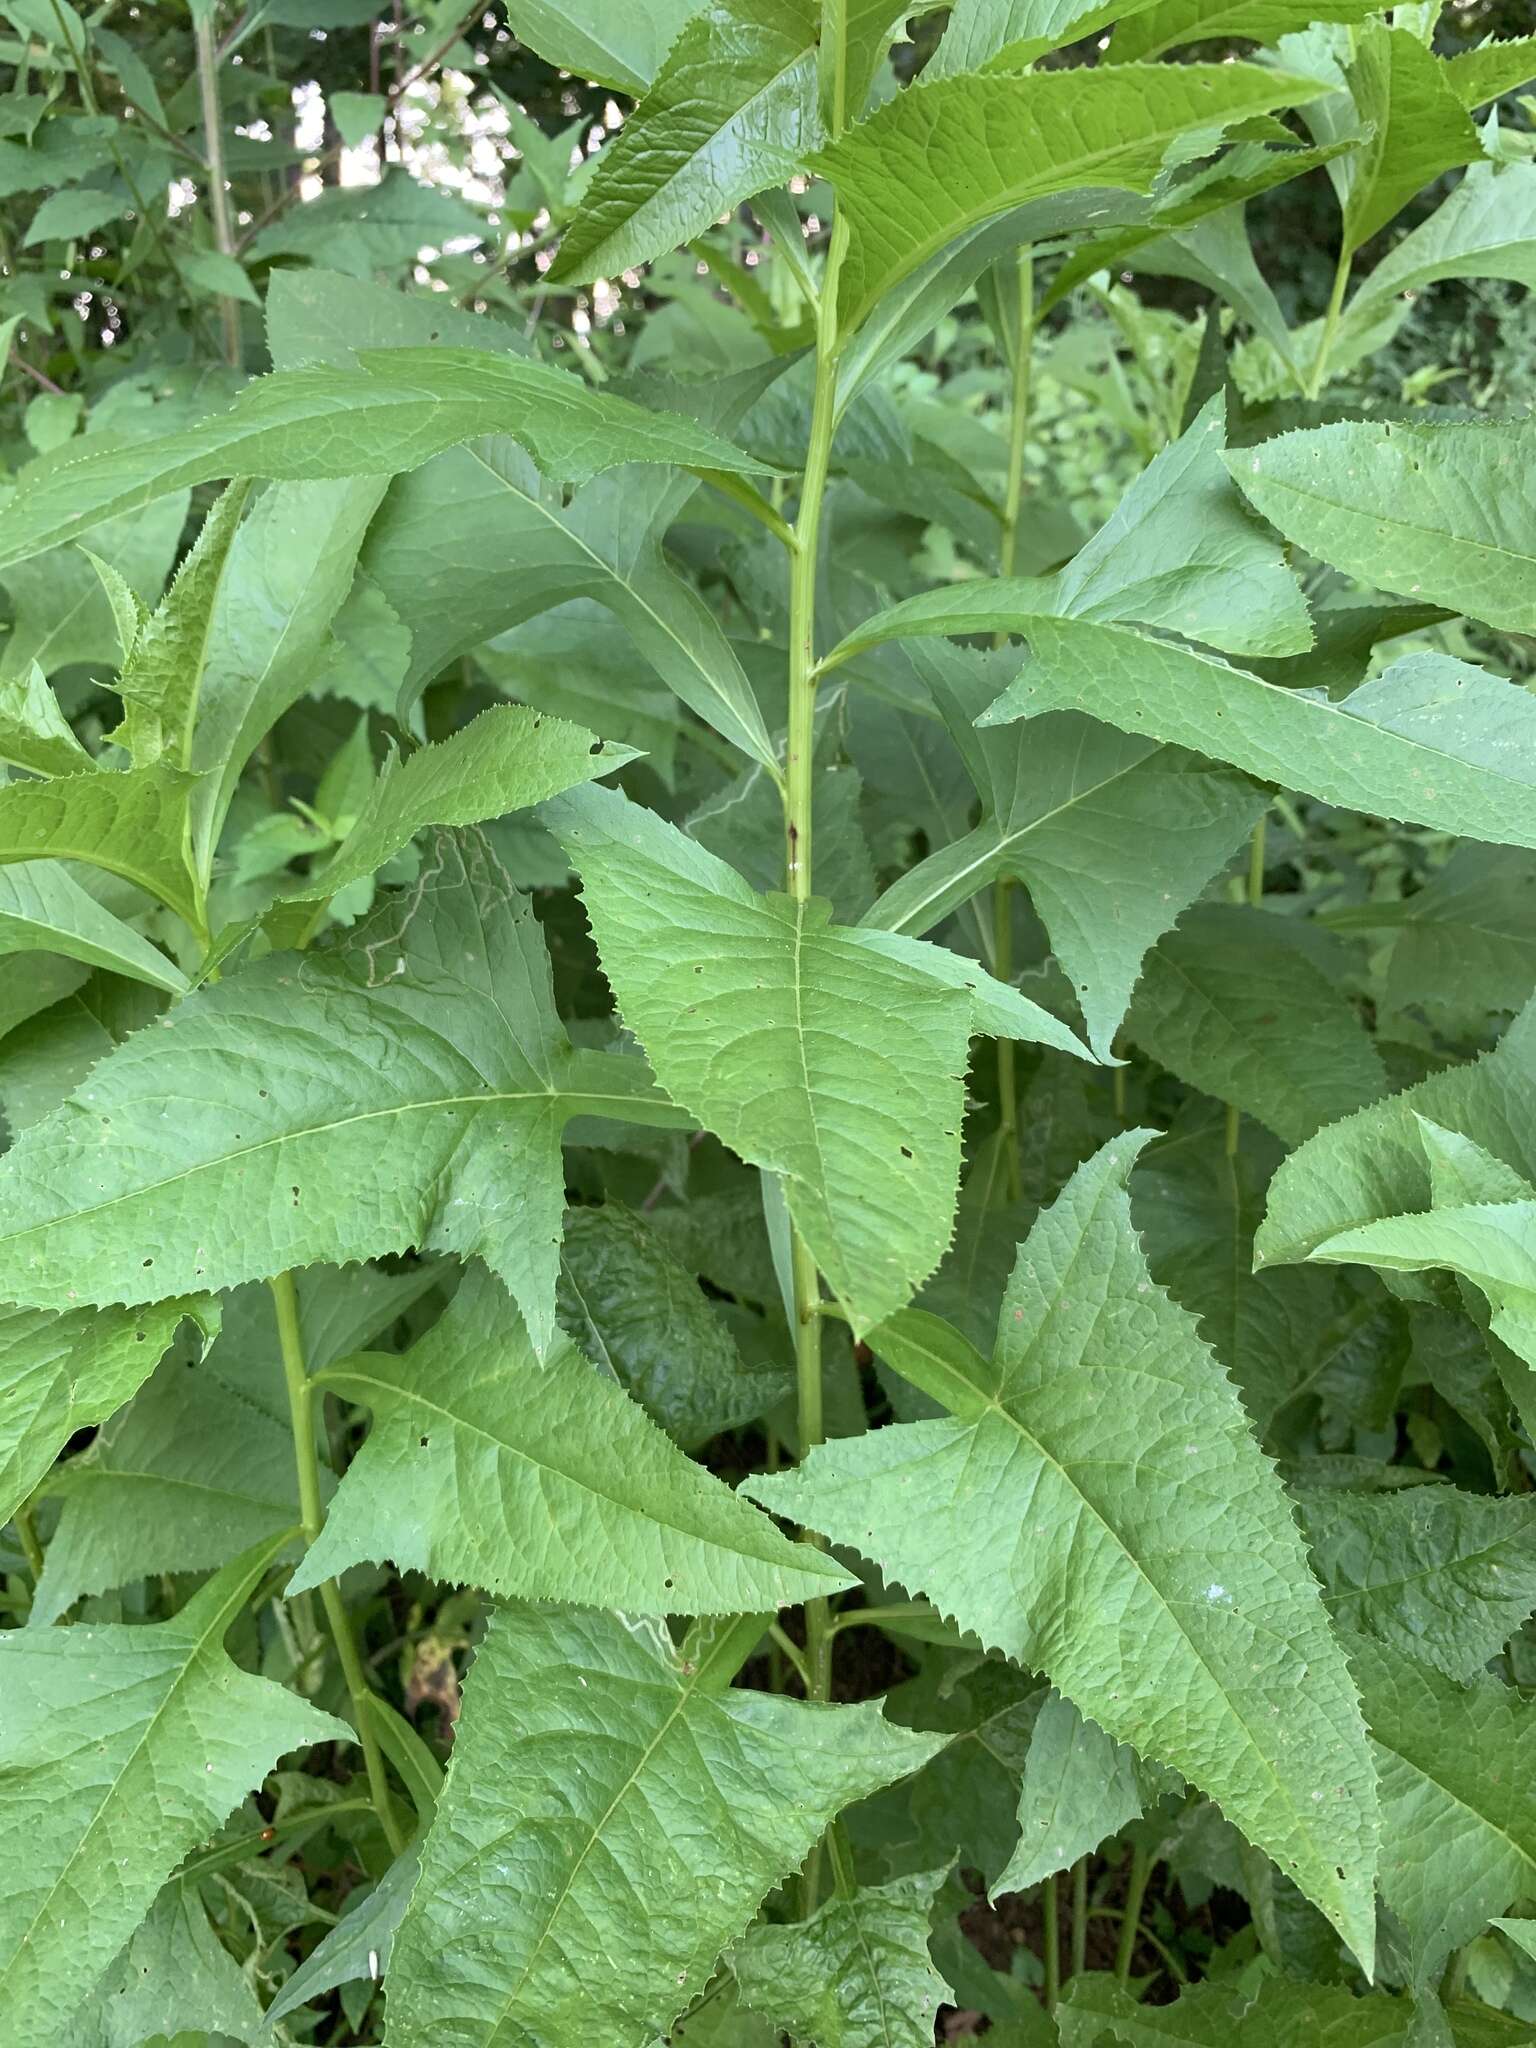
[383,1606,945,2047]
[0,1532,347,2047]
[545,781,1085,1335]
[292,1262,849,1612]
[0,840,682,1352]
[747,1132,1380,1966]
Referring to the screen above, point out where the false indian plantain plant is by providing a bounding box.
[4,0,1536,2042]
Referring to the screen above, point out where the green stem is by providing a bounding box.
[994,874,1022,1203]
[1306,241,1352,400]
[271,1271,406,1854]
[1226,811,1268,1159]
[12,1495,43,1579]
[1042,1873,1061,2011]
[767,1622,812,1691]
[827,1601,932,1636]
[1115,1844,1154,1983]
[1070,1855,1089,1978]
[193,8,242,370]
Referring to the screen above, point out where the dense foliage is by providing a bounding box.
[3,0,1536,2042]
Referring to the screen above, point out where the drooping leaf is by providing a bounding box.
[816,62,1326,331]
[1342,162,1536,342]
[383,1606,945,2047]
[1110,0,1382,64]
[502,0,703,94]
[933,0,1165,74]
[0,1532,347,2047]
[545,781,1085,1335]
[994,1690,1177,1897]
[0,862,187,994]
[1299,1485,1536,1682]
[980,631,1536,856]
[0,839,681,1352]
[70,1878,265,2048]
[1352,1630,1536,1982]
[291,1262,849,1612]
[1127,904,1387,1145]
[748,1132,1380,1966]
[0,761,203,926]
[1336,24,1479,256]
[0,350,773,573]
[1442,34,1536,112]
[732,1866,953,2048]
[263,1840,420,2027]
[0,1298,191,1526]
[1230,417,1536,637]
[0,661,92,776]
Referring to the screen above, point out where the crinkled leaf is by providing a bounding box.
[545,782,1082,1335]
[748,1132,1380,1967]
[0,840,681,1352]
[293,1262,849,1611]
[0,761,202,925]
[1127,904,1387,1145]
[732,1866,953,2048]
[0,350,772,573]
[71,1878,264,2048]
[816,62,1326,331]
[1299,1486,1536,1682]
[1230,418,1536,637]
[384,1606,945,2047]
[0,1532,347,2048]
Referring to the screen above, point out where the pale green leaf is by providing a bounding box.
[0,1532,348,2048]
[545,782,1080,1335]
[23,185,125,247]
[748,1132,1380,1968]
[980,631,1536,856]
[1127,904,1387,1145]
[243,166,489,272]
[995,1690,1177,1897]
[732,1867,952,2048]
[0,761,203,927]
[303,705,635,904]
[550,0,821,285]
[292,1262,849,1612]
[1299,1485,1536,1682]
[1230,417,1536,636]
[1352,1630,1536,1981]
[0,840,682,1352]
[1110,0,1382,64]
[0,1298,190,1526]
[264,1841,419,2026]
[329,89,385,150]
[556,1203,790,1447]
[933,0,1164,74]
[0,491,188,684]
[384,1605,945,2047]
[1257,996,1536,1270]
[0,662,92,777]
[861,652,1263,1062]
[0,351,772,574]
[1442,34,1536,112]
[503,0,703,94]
[1344,162,1536,341]
[1339,25,1479,255]
[818,62,1326,331]
[0,862,188,994]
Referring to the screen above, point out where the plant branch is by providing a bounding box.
[1306,240,1352,399]
[271,1270,407,1854]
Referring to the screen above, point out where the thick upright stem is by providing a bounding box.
[1115,1843,1154,1983]
[1042,1873,1061,2010]
[271,1272,406,1853]
[194,11,242,369]
[1070,1855,1089,1977]
[1306,241,1351,399]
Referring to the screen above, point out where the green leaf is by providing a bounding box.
[1229,417,1536,636]
[503,0,703,94]
[980,632,1536,856]
[1299,1485,1536,1682]
[933,0,1162,74]
[176,247,262,308]
[0,662,92,776]
[1257,998,1536,1271]
[292,1261,849,1612]
[0,862,187,994]
[1336,844,1536,1037]
[1351,1630,1536,1982]
[0,1532,348,2047]
[29,1266,434,1626]
[1338,25,1479,255]
[0,761,203,927]
[0,1298,191,1525]
[1057,1972,1489,2046]
[550,0,821,285]
[861,653,1264,1063]
[995,1690,1176,1896]
[817,62,1326,332]
[329,88,385,150]
[0,840,681,1352]
[303,705,635,904]
[263,1840,419,2027]
[732,1867,953,2048]
[556,1203,790,1447]
[22,184,125,247]
[384,1605,945,2046]
[1127,904,1387,1145]
[1442,33,1536,112]
[71,1878,264,2048]
[1110,0,1383,64]
[747,1132,1380,1967]
[244,166,490,272]
[1343,162,1536,342]
[0,351,772,574]
[545,782,1082,1336]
